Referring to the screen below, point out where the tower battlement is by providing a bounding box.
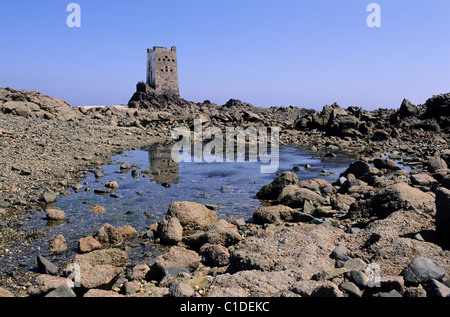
[146,46,179,96]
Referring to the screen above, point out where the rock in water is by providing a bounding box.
[255,171,298,200]
[166,201,219,229]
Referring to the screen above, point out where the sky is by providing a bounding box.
[0,0,449,110]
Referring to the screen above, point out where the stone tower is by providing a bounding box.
[146,46,179,96]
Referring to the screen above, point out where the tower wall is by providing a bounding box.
[146,46,179,96]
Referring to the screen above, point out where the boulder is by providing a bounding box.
[411,173,439,187]
[199,243,230,267]
[255,171,298,200]
[252,205,295,224]
[373,158,399,170]
[45,209,66,221]
[371,182,435,218]
[48,235,68,254]
[278,185,325,208]
[78,236,102,253]
[340,160,379,182]
[93,223,123,247]
[398,99,418,118]
[70,248,129,269]
[157,217,183,245]
[401,257,446,284]
[152,246,201,280]
[166,201,219,229]
[229,225,344,279]
[427,156,448,173]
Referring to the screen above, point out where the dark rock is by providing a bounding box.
[44,284,76,297]
[435,187,450,246]
[401,257,446,284]
[427,279,450,297]
[37,255,59,275]
[373,158,399,170]
[398,99,418,118]
[199,243,230,267]
[255,171,298,200]
[339,281,362,297]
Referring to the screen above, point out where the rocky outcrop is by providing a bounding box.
[0,87,82,121]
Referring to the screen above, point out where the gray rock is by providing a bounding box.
[39,190,57,204]
[330,244,348,261]
[378,291,402,297]
[44,284,76,298]
[427,279,450,297]
[37,255,59,275]
[120,161,131,170]
[164,266,190,278]
[401,257,447,284]
[343,258,366,271]
[350,270,368,288]
[339,281,362,297]
[169,282,195,297]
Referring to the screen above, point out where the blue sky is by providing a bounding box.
[0,1,449,110]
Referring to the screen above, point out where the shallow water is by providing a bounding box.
[2,145,359,276]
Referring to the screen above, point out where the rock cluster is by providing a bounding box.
[0,87,449,298]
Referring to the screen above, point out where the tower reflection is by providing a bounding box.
[147,145,179,187]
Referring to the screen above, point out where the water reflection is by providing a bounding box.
[148,145,179,186]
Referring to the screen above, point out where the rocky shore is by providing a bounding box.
[0,86,449,298]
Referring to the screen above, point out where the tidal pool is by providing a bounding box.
[3,145,358,276]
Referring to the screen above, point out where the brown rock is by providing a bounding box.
[45,209,66,221]
[278,185,325,208]
[28,274,74,295]
[71,248,128,269]
[153,246,201,278]
[92,204,105,214]
[158,217,183,245]
[116,224,139,240]
[78,236,102,253]
[290,280,343,297]
[105,181,119,190]
[371,182,435,218]
[83,289,124,297]
[229,224,345,279]
[199,243,230,267]
[253,205,295,224]
[0,287,14,297]
[411,173,438,187]
[166,201,219,229]
[93,223,123,247]
[48,235,68,253]
[255,171,299,200]
[80,265,123,289]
